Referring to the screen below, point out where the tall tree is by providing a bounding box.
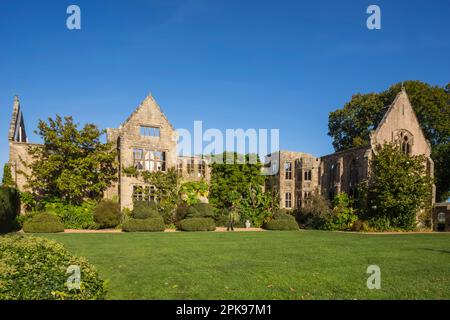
[362,143,433,230]
[328,80,450,201]
[23,115,117,205]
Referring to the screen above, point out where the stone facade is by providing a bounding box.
[105,94,210,210]
[265,151,320,209]
[7,94,210,211]
[267,88,435,210]
[7,88,435,213]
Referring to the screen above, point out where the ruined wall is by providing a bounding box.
[8,142,36,192]
[320,146,371,200]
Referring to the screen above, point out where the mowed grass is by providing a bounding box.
[42,231,450,300]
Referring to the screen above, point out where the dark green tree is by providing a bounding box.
[362,143,433,231]
[23,115,117,205]
[1,164,14,187]
[328,80,450,201]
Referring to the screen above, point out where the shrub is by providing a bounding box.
[93,200,121,229]
[325,193,359,231]
[122,217,165,232]
[296,192,333,229]
[352,220,369,232]
[0,187,20,234]
[132,201,159,219]
[186,203,215,218]
[273,209,296,221]
[179,218,216,231]
[174,203,189,222]
[0,235,106,300]
[23,212,64,233]
[263,219,299,231]
[44,200,97,229]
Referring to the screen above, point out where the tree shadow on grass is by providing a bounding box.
[421,248,450,254]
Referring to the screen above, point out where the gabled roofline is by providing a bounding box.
[118,93,175,131]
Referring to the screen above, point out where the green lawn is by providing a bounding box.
[42,231,450,300]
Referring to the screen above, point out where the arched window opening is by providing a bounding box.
[401,135,411,155]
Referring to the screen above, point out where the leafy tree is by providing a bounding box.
[1,164,14,187]
[23,115,117,205]
[361,143,433,231]
[328,81,450,201]
[179,180,209,206]
[141,168,179,224]
[209,152,276,227]
[326,193,358,231]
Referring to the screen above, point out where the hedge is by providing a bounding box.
[179,218,216,231]
[0,187,20,234]
[132,201,160,220]
[186,203,215,218]
[22,212,64,233]
[93,200,121,228]
[273,209,296,221]
[0,235,106,300]
[263,219,299,231]
[122,217,165,232]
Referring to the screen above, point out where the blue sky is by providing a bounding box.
[1,0,450,180]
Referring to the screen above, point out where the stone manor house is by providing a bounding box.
[7,88,434,210]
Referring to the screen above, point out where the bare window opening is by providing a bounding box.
[133,148,166,172]
[285,162,292,180]
[198,160,206,178]
[285,192,292,208]
[304,170,312,181]
[140,126,160,137]
[401,136,411,155]
[132,185,156,202]
[177,159,183,176]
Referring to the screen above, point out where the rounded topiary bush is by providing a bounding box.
[273,210,296,221]
[0,235,106,300]
[122,217,165,232]
[23,212,64,233]
[93,200,121,228]
[132,201,160,220]
[186,203,214,218]
[179,217,216,231]
[263,219,299,231]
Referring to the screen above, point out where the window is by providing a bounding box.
[140,126,160,137]
[177,159,183,176]
[285,192,292,208]
[401,136,411,155]
[133,149,166,172]
[198,160,206,178]
[285,162,292,180]
[301,191,312,207]
[304,170,312,181]
[132,185,156,202]
[187,158,195,175]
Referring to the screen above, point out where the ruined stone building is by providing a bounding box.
[266,88,435,210]
[7,94,209,210]
[7,88,434,211]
